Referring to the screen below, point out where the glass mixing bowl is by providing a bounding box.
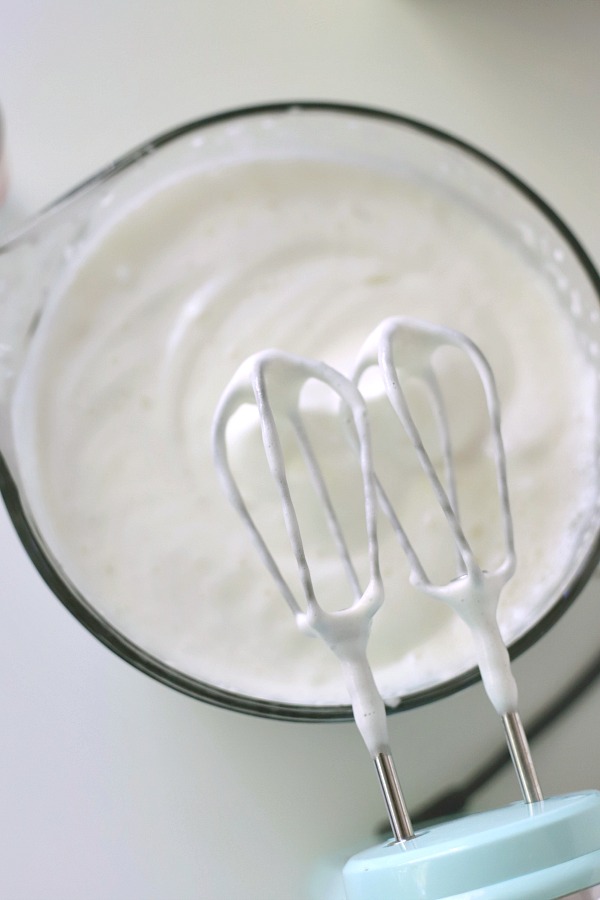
[1,101,599,721]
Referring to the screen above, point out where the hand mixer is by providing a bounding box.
[213,329,600,900]
[352,316,542,807]
[212,349,414,842]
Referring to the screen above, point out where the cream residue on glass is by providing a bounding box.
[10,157,599,707]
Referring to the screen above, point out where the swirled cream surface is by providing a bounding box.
[11,157,599,707]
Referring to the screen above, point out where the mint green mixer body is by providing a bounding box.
[343,792,600,899]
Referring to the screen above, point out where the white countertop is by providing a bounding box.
[1,3,599,898]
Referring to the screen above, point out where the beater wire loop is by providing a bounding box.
[290,411,362,601]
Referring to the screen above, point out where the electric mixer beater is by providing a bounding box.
[212,350,414,842]
[212,319,600,899]
[353,317,542,807]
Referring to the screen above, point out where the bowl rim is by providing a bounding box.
[2,99,600,722]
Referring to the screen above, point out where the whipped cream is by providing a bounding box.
[11,156,599,707]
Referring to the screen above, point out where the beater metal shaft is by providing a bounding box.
[502,711,543,803]
[374,751,415,841]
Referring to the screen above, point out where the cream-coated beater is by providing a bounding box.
[212,349,414,842]
[212,318,600,900]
